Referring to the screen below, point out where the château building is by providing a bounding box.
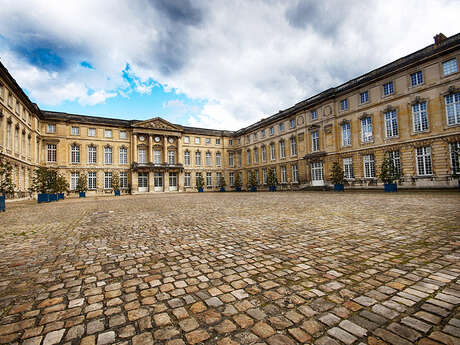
[1,33,459,197]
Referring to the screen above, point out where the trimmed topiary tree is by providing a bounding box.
[234,172,242,192]
[218,175,226,192]
[196,174,204,192]
[76,172,88,197]
[112,172,120,196]
[330,161,345,192]
[379,155,400,192]
[267,168,277,192]
[248,171,257,192]
[0,156,15,211]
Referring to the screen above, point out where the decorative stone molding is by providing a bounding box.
[323,124,332,134]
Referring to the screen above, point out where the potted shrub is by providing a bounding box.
[379,155,400,192]
[112,172,121,196]
[218,175,226,192]
[56,174,68,200]
[196,174,204,192]
[234,172,242,192]
[76,172,88,197]
[248,171,257,192]
[267,169,277,192]
[0,156,15,212]
[31,167,52,203]
[48,169,59,201]
[330,161,345,192]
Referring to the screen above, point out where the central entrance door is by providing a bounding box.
[311,162,324,186]
[154,172,163,192]
[138,172,149,192]
[169,172,177,191]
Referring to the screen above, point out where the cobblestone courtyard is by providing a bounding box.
[0,191,459,345]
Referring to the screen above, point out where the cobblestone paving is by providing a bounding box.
[0,191,460,345]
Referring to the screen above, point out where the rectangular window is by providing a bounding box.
[104,172,112,189]
[410,71,423,86]
[206,138,211,144]
[184,151,190,165]
[270,143,275,160]
[253,133,257,141]
[184,136,190,144]
[104,129,112,138]
[311,162,323,181]
[88,128,96,137]
[312,131,319,152]
[71,126,80,135]
[169,172,177,187]
[279,141,285,159]
[71,145,80,163]
[88,146,97,164]
[229,139,233,146]
[120,131,127,139]
[216,152,222,166]
[445,93,460,125]
[70,172,79,190]
[443,58,458,76]
[261,129,266,137]
[361,117,373,142]
[290,119,296,128]
[281,166,287,183]
[154,150,161,164]
[47,144,57,163]
[253,148,258,164]
[104,147,113,164]
[383,81,394,96]
[6,123,11,149]
[229,172,234,186]
[47,124,56,133]
[291,164,298,183]
[412,102,428,132]
[343,157,354,179]
[449,142,460,175]
[261,146,266,162]
[195,172,202,187]
[311,110,317,120]
[246,135,250,144]
[138,149,147,163]
[168,151,176,165]
[216,138,221,145]
[206,172,212,187]
[195,151,201,166]
[360,91,369,104]
[154,172,163,187]
[119,147,128,164]
[238,152,242,167]
[290,137,297,156]
[120,172,128,189]
[14,127,18,152]
[247,150,251,165]
[88,172,97,190]
[206,152,212,166]
[416,147,432,176]
[342,122,351,146]
[279,122,284,131]
[340,99,348,111]
[384,109,398,138]
[185,172,191,187]
[363,154,376,178]
[195,137,200,144]
[388,150,401,175]
[229,152,234,167]
[270,127,274,135]
[262,169,267,184]
[216,172,222,186]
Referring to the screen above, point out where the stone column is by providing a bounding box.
[131,171,138,194]
[148,135,153,162]
[163,136,168,163]
[148,170,154,192]
[133,134,138,162]
[164,171,170,191]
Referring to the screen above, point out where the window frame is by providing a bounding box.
[443,58,458,76]
[416,146,433,176]
[104,146,113,164]
[384,109,399,138]
[363,154,376,178]
[88,145,97,164]
[383,81,394,96]
[412,101,429,133]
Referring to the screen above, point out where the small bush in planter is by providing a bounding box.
[196,174,204,192]
[0,156,15,211]
[218,175,226,192]
[248,171,257,192]
[76,172,88,197]
[56,174,68,200]
[379,155,400,192]
[267,169,277,192]
[31,167,57,203]
[112,172,121,196]
[330,161,345,192]
[234,172,242,192]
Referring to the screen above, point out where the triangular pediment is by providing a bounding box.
[134,117,182,131]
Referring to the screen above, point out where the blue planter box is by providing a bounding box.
[79,192,86,198]
[58,193,65,200]
[49,193,58,201]
[250,186,257,192]
[384,183,397,192]
[198,187,204,192]
[0,195,5,212]
[220,187,225,192]
[114,190,121,196]
[235,186,241,192]
[37,193,49,203]
[334,184,344,192]
[269,186,276,192]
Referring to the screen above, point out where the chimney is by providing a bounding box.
[433,33,447,45]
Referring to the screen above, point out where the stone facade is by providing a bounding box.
[1,32,460,196]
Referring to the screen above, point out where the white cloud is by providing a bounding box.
[0,0,459,129]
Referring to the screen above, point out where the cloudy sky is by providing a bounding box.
[0,0,459,130]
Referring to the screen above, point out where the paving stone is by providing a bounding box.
[43,329,65,345]
[339,320,367,337]
[327,327,357,345]
[252,321,275,338]
[373,328,413,345]
[387,322,421,342]
[185,329,210,344]
[97,331,116,345]
[266,334,296,345]
[132,332,154,345]
[401,316,432,333]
